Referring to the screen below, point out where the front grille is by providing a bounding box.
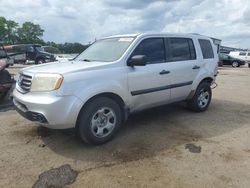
[18,73,32,92]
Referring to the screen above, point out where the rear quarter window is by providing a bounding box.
[198,39,214,59]
[239,52,247,56]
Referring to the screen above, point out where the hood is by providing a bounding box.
[21,60,112,75]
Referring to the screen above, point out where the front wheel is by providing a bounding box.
[187,82,212,112]
[35,59,45,64]
[77,97,122,145]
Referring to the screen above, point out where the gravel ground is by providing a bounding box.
[0,65,250,188]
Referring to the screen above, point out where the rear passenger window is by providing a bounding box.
[132,38,165,64]
[198,39,214,59]
[169,38,196,61]
[239,52,246,56]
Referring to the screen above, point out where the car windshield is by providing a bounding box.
[75,37,134,62]
[35,46,44,52]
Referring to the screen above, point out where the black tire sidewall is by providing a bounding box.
[189,82,212,112]
[77,97,122,145]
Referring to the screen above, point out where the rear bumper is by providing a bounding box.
[13,89,83,129]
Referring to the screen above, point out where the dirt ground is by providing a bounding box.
[0,65,250,188]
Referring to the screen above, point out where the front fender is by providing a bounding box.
[57,67,129,114]
[74,81,128,105]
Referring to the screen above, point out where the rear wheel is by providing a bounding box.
[77,97,122,145]
[218,61,223,67]
[232,61,239,67]
[187,82,212,112]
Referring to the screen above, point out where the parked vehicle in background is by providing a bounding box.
[0,43,14,67]
[219,53,245,67]
[0,43,15,101]
[4,44,56,64]
[13,33,218,145]
[229,51,250,67]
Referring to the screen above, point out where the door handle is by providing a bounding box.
[192,65,200,70]
[159,70,170,75]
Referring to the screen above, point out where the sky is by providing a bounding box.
[0,0,250,48]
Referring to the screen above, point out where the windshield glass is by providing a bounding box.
[35,46,44,52]
[75,37,134,62]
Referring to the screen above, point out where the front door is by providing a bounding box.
[127,38,171,112]
[26,45,36,60]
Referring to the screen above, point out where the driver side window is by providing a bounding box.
[28,46,34,52]
[131,38,165,64]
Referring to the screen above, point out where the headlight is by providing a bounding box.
[31,73,63,92]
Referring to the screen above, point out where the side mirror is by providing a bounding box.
[127,55,147,66]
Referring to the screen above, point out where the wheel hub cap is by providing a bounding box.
[91,107,116,138]
[197,90,209,108]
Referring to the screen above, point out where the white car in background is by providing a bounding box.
[229,51,250,61]
[229,51,250,67]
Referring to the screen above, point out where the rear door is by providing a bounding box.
[223,54,231,65]
[164,37,199,101]
[127,37,171,111]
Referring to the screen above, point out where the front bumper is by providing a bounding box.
[13,89,83,129]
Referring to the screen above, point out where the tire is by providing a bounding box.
[35,58,45,64]
[77,97,122,145]
[187,81,212,112]
[218,61,223,67]
[232,61,239,68]
[248,63,250,68]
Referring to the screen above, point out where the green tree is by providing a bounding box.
[5,20,19,44]
[0,16,7,42]
[45,41,89,54]
[0,16,89,54]
[17,22,44,44]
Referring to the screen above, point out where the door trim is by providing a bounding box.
[131,81,193,96]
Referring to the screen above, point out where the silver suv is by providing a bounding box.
[13,33,218,144]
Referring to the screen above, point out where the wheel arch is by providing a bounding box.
[76,92,128,129]
[200,77,214,84]
[187,77,214,99]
